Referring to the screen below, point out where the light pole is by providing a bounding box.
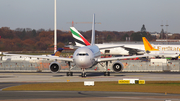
[54,0,57,53]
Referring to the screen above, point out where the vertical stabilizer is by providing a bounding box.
[70,27,90,46]
[51,48,64,56]
[91,14,95,45]
[142,37,159,51]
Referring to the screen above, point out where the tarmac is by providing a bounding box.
[0,72,180,82]
[0,72,180,101]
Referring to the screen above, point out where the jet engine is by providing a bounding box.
[112,61,124,72]
[49,62,61,72]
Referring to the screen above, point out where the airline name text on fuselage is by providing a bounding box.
[153,46,180,51]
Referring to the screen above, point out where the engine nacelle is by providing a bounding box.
[49,61,61,73]
[112,61,124,72]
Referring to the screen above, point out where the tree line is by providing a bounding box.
[0,27,178,51]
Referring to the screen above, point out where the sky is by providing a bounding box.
[0,0,180,33]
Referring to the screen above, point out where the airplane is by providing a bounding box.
[142,37,179,58]
[70,27,144,55]
[4,14,154,77]
[70,27,180,58]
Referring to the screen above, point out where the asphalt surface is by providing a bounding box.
[0,90,180,101]
[1,72,180,82]
[0,72,180,101]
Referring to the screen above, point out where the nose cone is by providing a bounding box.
[73,47,94,69]
[76,57,92,69]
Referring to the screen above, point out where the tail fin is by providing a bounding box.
[91,13,95,45]
[142,37,159,51]
[70,27,90,47]
[52,48,64,56]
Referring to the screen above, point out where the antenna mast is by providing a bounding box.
[166,20,169,39]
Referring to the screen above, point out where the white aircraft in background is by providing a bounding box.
[70,27,180,58]
[4,14,154,77]
[142,37,179,58]
[70,27,144,55]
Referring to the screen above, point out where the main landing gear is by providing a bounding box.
[104,61,110,76]
[66,62,73,76]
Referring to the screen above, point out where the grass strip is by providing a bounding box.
[3,81,180,94]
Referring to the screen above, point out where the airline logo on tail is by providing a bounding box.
[70,27,90,47]
[52,48,64,56]
[142,37,159,51]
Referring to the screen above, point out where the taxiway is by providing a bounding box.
[0,72,180,101]
[0,72,180,82]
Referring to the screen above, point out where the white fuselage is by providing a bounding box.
[97,44,143,55]
[73,45,101,69]
[97,43,180,57]
[147,51,179,58]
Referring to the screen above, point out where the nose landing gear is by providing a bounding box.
[104,72,110,76]
[66,72,73,76]
[81,69,86,77]
[81,73,86,77]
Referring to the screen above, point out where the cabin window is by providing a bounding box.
[105,50,110,53]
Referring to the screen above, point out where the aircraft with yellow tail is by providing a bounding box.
[142,37,179,58]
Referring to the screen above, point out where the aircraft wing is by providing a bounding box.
[97,54,152,62]
[65,45,80,49]
[120,46,144,55]
[3,53,73,62]
[67,45,124,50]
[99,45,123,50]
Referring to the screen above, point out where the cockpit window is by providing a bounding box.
[77,53,89,56]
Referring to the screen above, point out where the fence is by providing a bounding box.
[0,60,179,72]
